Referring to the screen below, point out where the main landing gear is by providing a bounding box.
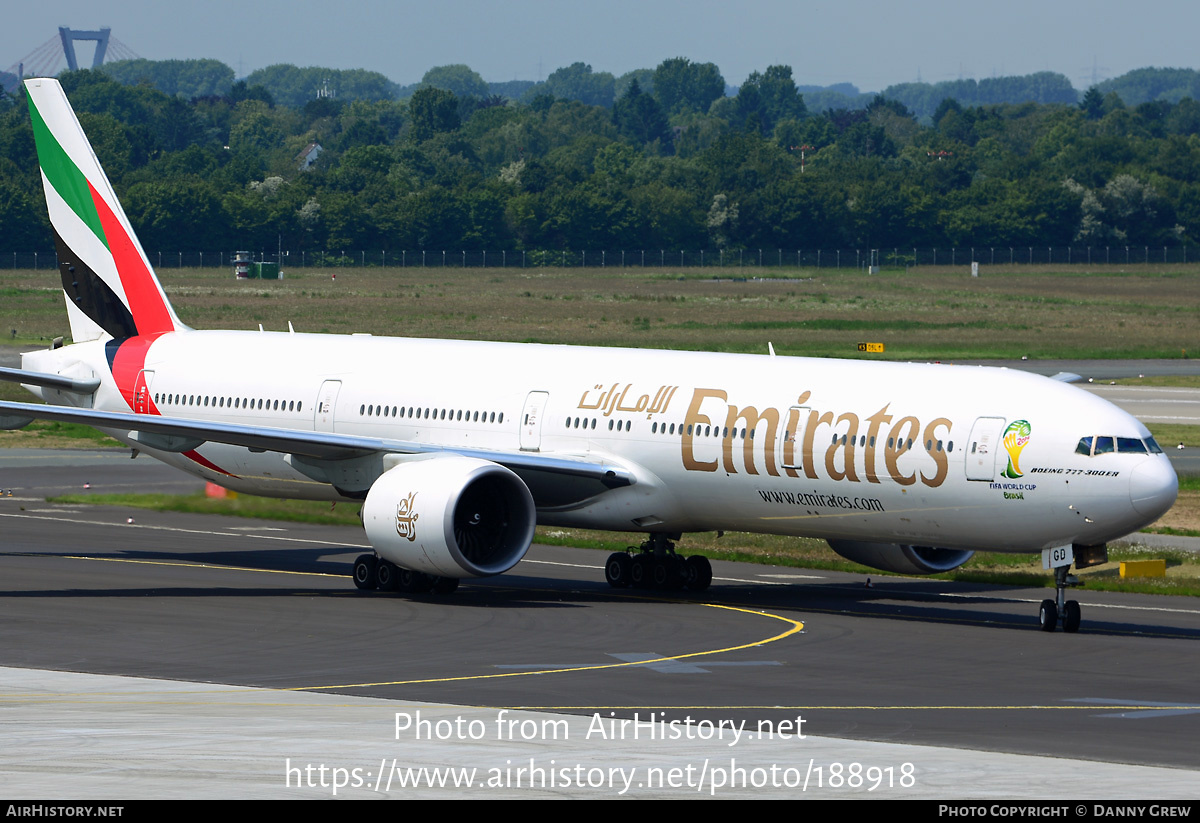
[604,533,712,592]
[352,554,460,595]
[1037,543,1106,632]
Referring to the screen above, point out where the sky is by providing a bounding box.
[3,0,1197,93]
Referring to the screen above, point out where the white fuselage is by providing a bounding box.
[23,329,1177,555]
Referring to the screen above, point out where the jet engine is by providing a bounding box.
[827,539,974,575]
[362,456,536,578]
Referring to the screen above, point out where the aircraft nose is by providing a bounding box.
[1130,458,1178,520]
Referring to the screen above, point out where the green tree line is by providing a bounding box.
[1,59,1199,256]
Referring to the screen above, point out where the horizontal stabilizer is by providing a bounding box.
[0,366,101,394]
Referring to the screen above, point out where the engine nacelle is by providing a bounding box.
[362,456,536,578]
[827,539,974,575]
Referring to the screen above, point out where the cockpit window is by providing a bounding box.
[1078,434,1162,457]
[1116,437,1148,454]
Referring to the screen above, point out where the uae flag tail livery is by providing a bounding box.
[26,78,184,345]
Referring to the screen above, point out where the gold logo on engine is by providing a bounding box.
[396,492,419,541]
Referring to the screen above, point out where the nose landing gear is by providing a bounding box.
[1038,543,1106,632]
[1039,564,1082,633]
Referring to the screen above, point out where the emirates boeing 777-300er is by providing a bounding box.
[0,79,1179,631]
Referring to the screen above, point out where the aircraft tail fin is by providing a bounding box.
[25,78,185,343]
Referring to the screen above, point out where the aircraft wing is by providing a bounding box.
[0,400,635,503]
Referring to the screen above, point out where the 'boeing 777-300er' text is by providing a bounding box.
[0,79,1179,632]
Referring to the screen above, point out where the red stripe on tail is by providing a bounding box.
[88,181,175,336]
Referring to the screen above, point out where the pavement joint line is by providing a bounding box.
[2,690,1193,713]
[0,511,371,548]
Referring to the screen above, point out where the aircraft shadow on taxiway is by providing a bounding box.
[7,542,1198,637]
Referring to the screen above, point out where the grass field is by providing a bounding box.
[2,262,1199,359]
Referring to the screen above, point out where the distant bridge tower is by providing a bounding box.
[4,26,136,93]
[58,26,111,71]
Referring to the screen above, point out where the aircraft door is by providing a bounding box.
[520,391,549,451]
[777,405,811,474]
[314,380,341,432]
[133,370,154,414]
[965,416,1006,481]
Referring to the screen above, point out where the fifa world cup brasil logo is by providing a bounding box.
[1001,420,1031,479]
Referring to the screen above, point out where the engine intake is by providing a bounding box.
[827,539,974,575]
[363,456,536,578]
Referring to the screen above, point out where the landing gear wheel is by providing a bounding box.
[352,555,377,590]
[651,557,671,588]
[397,568,433,593]
[431,576,460,595]
[605,552,632,588]
[630,554,651,589]
[375,560,398,592]
[685,555,712,592]
[1063,600,1081,633]
[1039,599,1058,632]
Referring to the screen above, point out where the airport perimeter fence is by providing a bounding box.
[6,245,1198,271]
